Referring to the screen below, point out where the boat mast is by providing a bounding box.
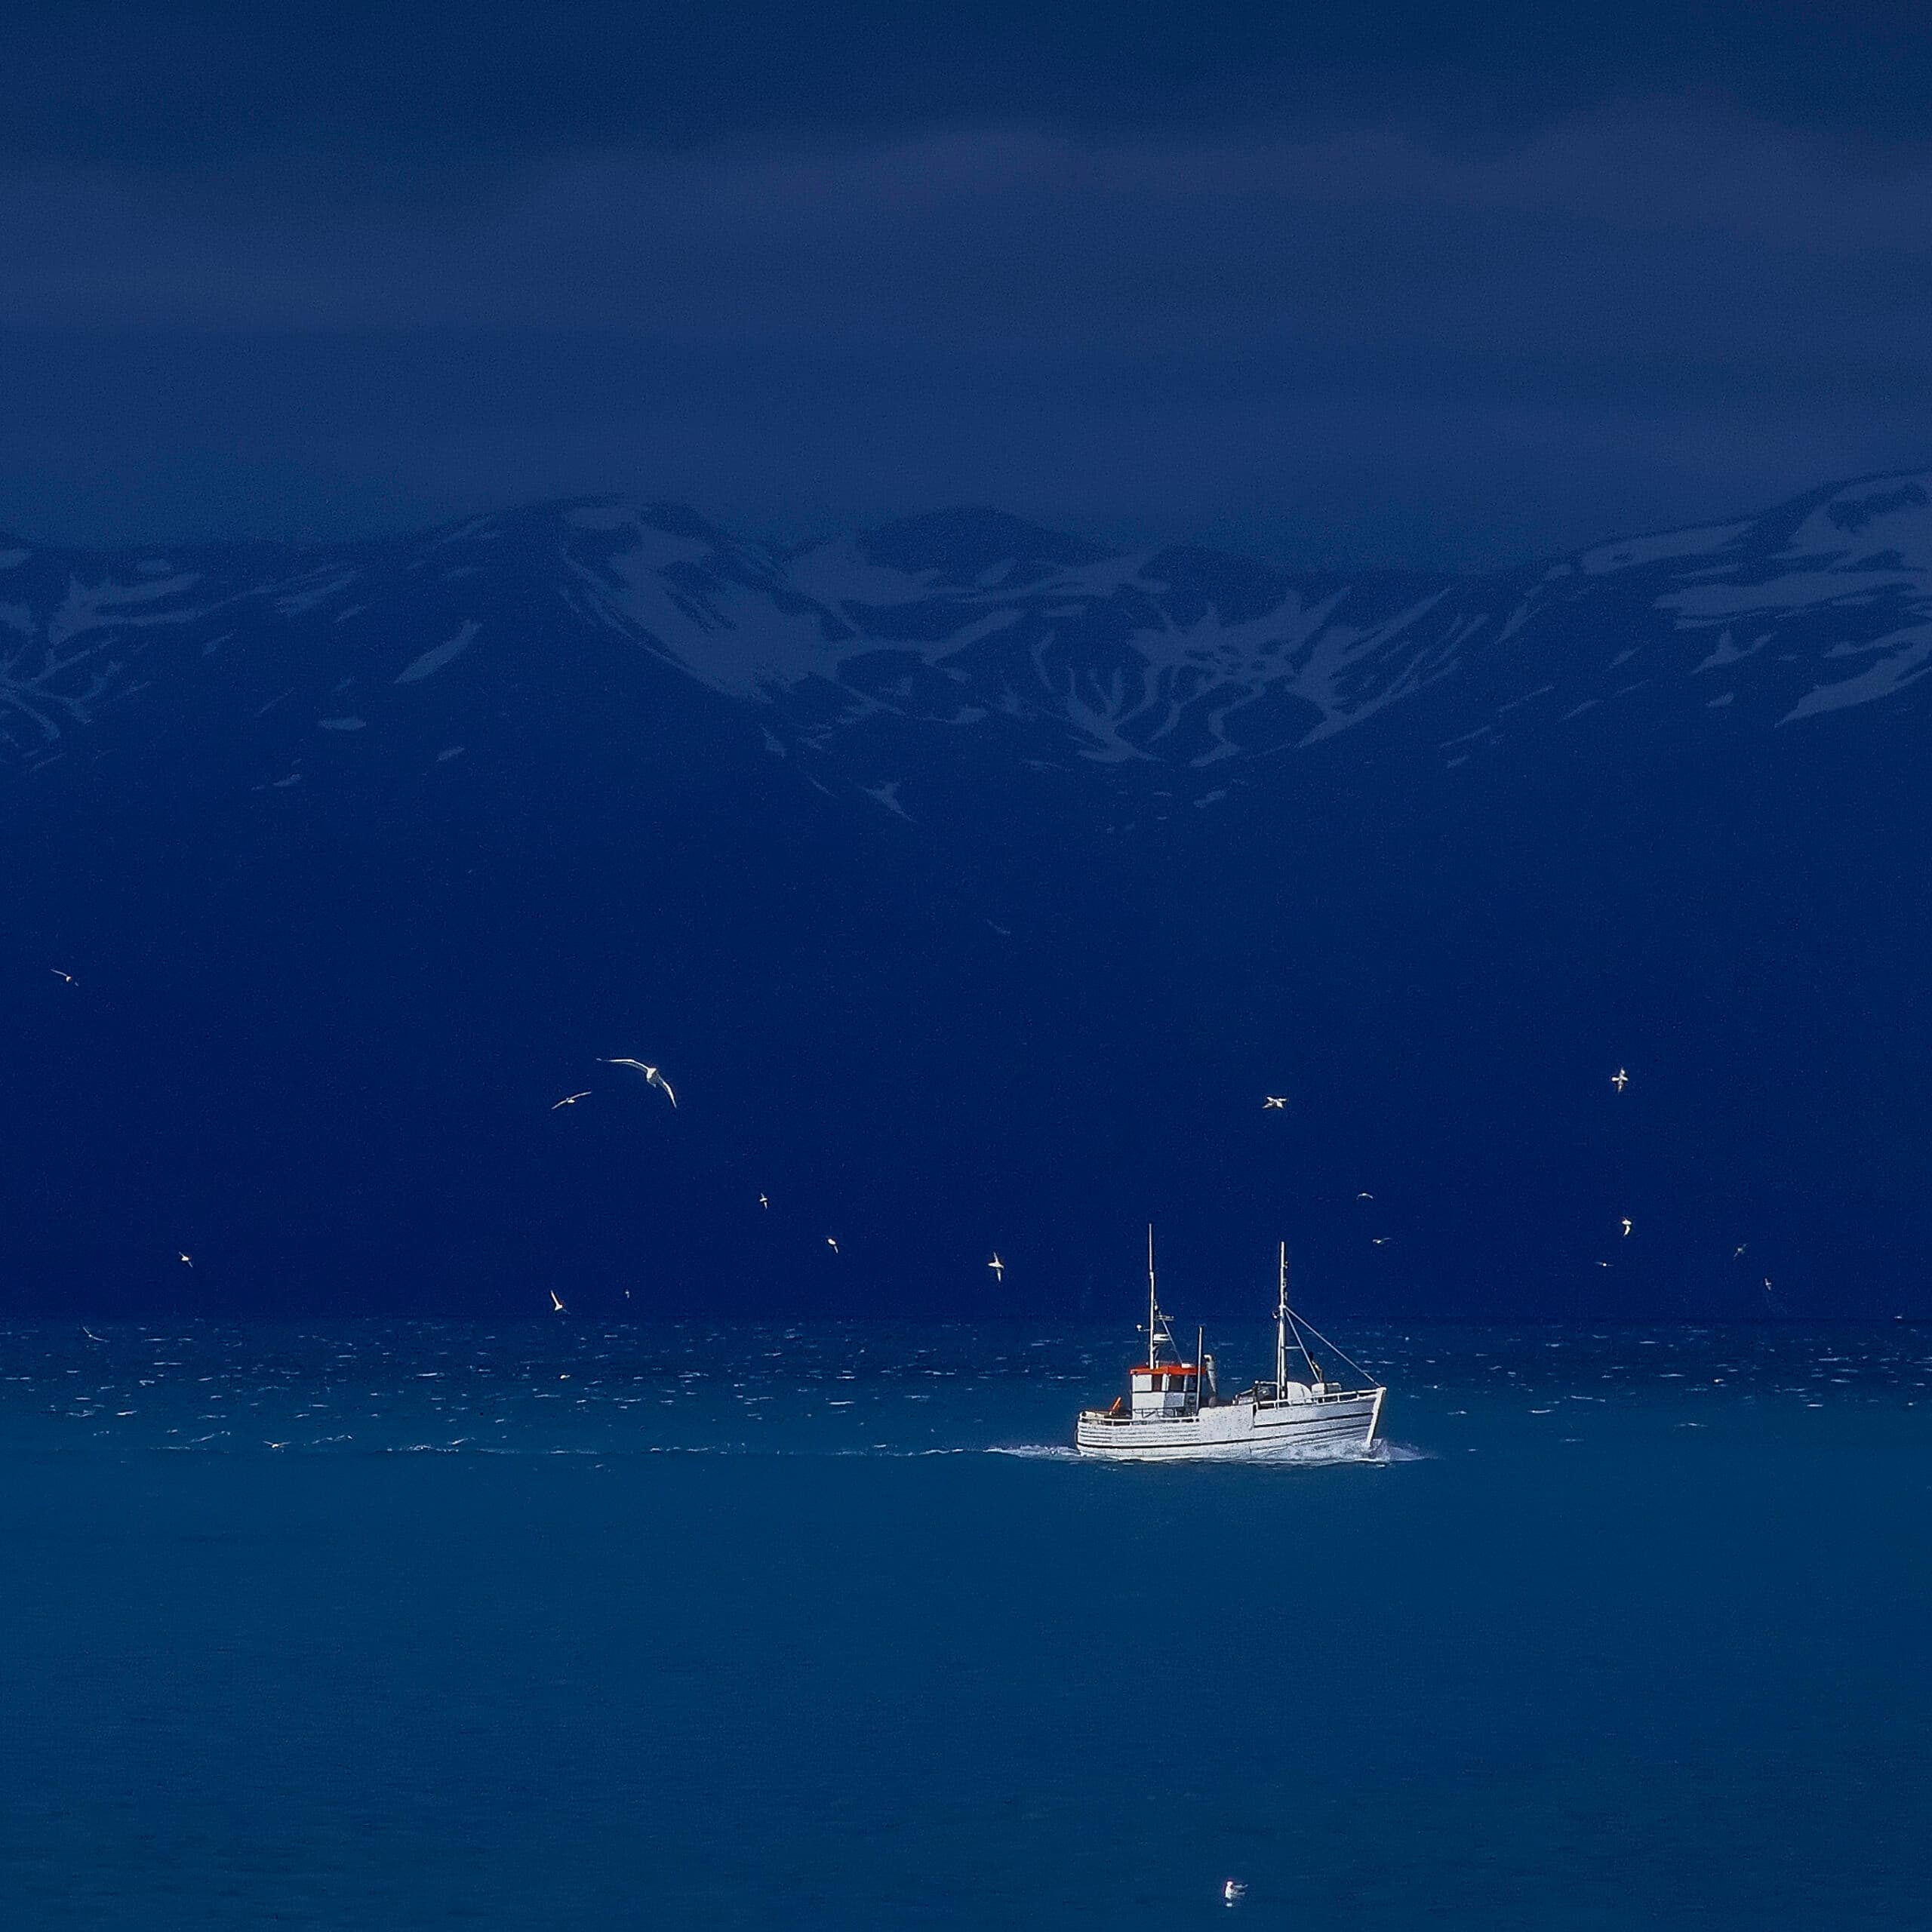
[1275,1241,1289,1392]
[1146,1223,1161,1370]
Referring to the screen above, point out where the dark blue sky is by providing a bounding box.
[5,2,1931,566]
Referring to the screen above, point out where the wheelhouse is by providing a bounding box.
[1130,1362,1199,1417]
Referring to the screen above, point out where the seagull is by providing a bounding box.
[989,1254,1004,1281]
[82,1327,106,1343]
[1263,1095,1287,1109]
[177,1252,193,1268]
[1371,1236,1392,1247]
[759,1193,769,1210]
[552,1091,591,1110]
[1611,1068,1630,1093]
[50,968,76,984]
[1734,1244,1747,1259]
[1357,1191,1374,1201]
[1620,1217,1632,1237]
[605,1059,675,1106]
[549,1290,566,1313]
[1223,1879,1247,1906]
[826,1237,838,1254]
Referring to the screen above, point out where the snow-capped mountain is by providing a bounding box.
[4,469,1930,817]
[5,470,1930,1321]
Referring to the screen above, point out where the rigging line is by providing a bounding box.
[1282,1310,1377,1387]
[1284,1304,1318,1379]
[1291,1306,1321,1383]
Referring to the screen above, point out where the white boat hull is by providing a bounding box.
[1075,1388,1384,1463]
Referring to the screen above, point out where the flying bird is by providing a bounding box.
[1734,1244,1747,1259]
[82,1327,106,1343]
[177,1252,193,1268]
[552,1091,591,1109]
[50,968,75,984]
[1356,1191,1374,1201]
[759,1193,769,1210]
[826,1237,838,1254]
[1620,1217,1633,1237]
[989,1254,1004,1281]
[1371,1237,1392,1247]
[605,1059,675,1106]
[1611,1068,1630,1092]
[1223,1880,1247,1906]
[549,1290,566,1313]
[1263,1095,1287,1109]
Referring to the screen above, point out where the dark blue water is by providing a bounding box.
[2,1320,1927,1928]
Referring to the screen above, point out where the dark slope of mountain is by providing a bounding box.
[2,470,1929,1317]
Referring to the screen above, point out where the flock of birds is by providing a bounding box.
[529,1054,1740,1312]
[42,964,1776,1312]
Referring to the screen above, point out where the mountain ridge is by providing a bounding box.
[4,464,1930,823]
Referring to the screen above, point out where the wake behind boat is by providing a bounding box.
[1075,1229,1385,1462]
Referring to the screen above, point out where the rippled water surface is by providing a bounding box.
[2,1320,1927,1927]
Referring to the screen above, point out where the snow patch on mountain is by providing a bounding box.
[567,517,835,700]
[1580,521,1752,574]
[435,515,501,546]
[1293,591,1463,743]
[395,620,480,685]
[1783,475,1932,565]
[1694,629,1770,672]
[46,571,205,648]
[270,568,361,618]
[1781,626,1932,722]
[788,536,942,611]
[1659,571,1917,621]
[1045,552,1161,599]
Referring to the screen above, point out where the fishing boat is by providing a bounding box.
[1075,1229,1385,1461]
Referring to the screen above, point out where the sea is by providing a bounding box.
[1,1318,1926,1930]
